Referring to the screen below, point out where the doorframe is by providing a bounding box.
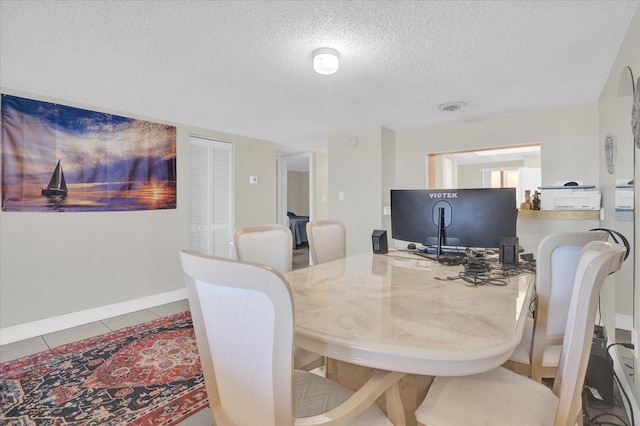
[277,152,315,225]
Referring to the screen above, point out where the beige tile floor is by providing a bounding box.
[0,299,214,425]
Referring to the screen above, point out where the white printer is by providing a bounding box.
[615,178,634,210]
[539,180,601,211]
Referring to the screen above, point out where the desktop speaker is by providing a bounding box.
[499,237,519,266]
[372,230,388,254]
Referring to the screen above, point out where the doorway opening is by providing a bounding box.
[428,144,541,206]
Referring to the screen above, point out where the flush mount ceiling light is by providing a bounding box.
[438,101,466,112]
[313,48,340,75]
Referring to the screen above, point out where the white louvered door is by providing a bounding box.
[188,136,232,257]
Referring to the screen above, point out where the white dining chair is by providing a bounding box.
[234,224,324,372]
[234,224,293,274]
[505,230,608,381]
[415,240,626,426]
[180,250,406,426]
[306,220,346,265]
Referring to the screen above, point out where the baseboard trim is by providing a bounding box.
[0,289,188,346]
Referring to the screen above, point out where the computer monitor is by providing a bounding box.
[390,188,517,251]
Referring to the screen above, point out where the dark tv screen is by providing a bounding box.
[390,188,517,249]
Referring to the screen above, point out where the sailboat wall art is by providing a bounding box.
[1,94,177,212]
[41,160,68,196]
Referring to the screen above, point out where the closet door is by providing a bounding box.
[188,136,232,257]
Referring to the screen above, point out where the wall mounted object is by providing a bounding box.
[634,76,640,149]
[1,94,177,212]
[605,133,615,174]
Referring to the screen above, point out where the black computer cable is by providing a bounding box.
[491,260,537,276]
[437,254,465,266]
[435,270,508,286]
[460,271,507,286]
[588,412,631,426]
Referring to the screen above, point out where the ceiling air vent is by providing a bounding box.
[438,101,466,113]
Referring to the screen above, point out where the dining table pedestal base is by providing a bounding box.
[326,358,433,426]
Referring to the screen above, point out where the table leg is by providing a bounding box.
[326,359,433,426]
[385,382,405,426]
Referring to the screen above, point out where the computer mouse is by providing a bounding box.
[407,243,416,250]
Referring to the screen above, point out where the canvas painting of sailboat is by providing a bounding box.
[41,160,68,196]
[1,94,176,212]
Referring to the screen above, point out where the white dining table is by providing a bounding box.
[285,249,535,377]
[285,249,535,425]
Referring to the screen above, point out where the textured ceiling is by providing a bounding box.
[1,1,638,156]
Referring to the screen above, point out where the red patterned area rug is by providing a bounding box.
[0,311,208,425]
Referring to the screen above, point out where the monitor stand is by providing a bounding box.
[419,207,451,262]
[436,206,445,261]
[420,208,465,261]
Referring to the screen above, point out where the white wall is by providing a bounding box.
[312,152,328,221]
[328,126,387,256]
[396,103,599,190]
[327,106,601,256]
[287,171,309,216]
[598,5,640,410]
[0,88,277,330]
[233,136,278,227]
[457,160,522,189]
[381,127,395,235]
